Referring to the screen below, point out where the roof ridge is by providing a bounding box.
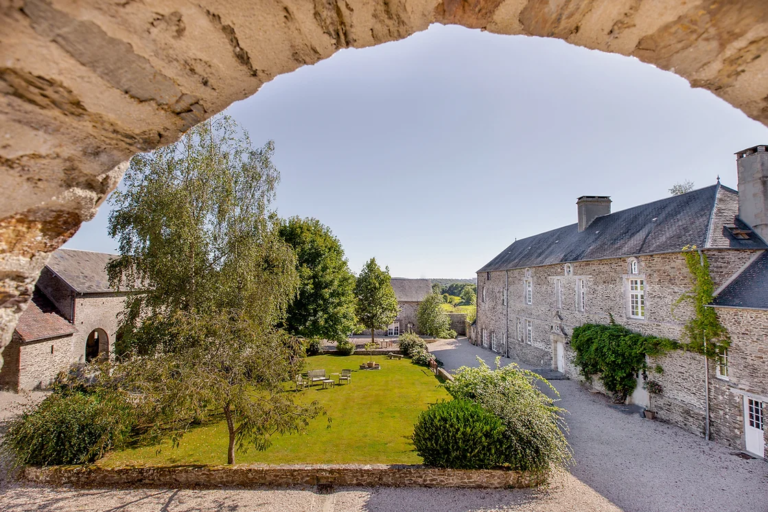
[704,181,721,248]
[57,247,119,256]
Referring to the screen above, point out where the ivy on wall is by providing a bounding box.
[571,321,678,402]
[673,245,730,357]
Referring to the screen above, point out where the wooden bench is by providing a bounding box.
[308,369,326,386]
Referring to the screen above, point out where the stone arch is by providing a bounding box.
[2,0,768,361]
[85,328,108,363]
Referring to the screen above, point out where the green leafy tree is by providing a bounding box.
[432,283,443,295]
[279,217,357,342]
[669,180,694,195]
[417,293,452,337]
[354,258,399,346]
[460,286,476,306]
[107,115,318,464]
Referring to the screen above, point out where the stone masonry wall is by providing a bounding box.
[0,332,22,390]
[476,250,764,445]
[0,332,75,391]
[24,464,546,490]
[71,294,126,362]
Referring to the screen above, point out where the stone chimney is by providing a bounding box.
[736,145,768,242]
[577,196,611,232]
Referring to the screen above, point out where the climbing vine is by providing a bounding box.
[571,321,678,403]
[673,245,730,357]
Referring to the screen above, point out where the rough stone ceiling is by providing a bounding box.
[1,0,768,365]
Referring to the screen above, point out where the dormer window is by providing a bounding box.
[629,258,639,275]
[564,264,572,276]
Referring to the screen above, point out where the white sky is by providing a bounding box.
[65,24,768,278]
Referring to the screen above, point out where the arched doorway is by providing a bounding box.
[85,328,108,363]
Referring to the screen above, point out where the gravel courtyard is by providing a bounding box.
[1,339,766,511]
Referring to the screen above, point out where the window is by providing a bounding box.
[564,264,572,276]
[502,287,507,306]
[716,347,729,380]
[555,279,562,309]
[524,279,532,305]
[629,279,645,318]
[487,272,491,281]
[517,318,522,341]
[525,319,533,344]
[491,331,497,351]
[577,279,586,312]
[629,258,639,275]
[387,322,400,336]
[747,398,764,430]
[482,286,486,303]
[482,328,488,348]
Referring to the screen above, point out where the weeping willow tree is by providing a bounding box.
[107,115,318,464]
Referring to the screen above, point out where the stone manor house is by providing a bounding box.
[476,146,768,458]
[0,249,123,391]
[366,278,432,336]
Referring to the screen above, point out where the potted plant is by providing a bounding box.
[364,341,377,367]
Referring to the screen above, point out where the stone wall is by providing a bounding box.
[70,294,126,362]
[475,250,765,447]
[0,332,76,391]
[447,313,467,335]
[24,464,546,490]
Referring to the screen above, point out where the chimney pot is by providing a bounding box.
[577,196,611,232]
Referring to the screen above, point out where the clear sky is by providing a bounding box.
[65,24,768,279]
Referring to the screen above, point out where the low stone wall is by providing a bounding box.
[437,368,454,382]
[24,464,547,489]
[447,314,467,335]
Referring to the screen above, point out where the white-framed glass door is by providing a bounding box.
[744,396,765,457]
[387,322,400,337]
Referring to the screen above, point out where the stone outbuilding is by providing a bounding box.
[364,278,432,336]
[0,249,125,391]
[475,146,768,458]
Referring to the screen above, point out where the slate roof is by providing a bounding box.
[15,290,77,342]
[46,249,119,294]
[391,278,433,302]
[712,251,768,310]
[479,184,767,272]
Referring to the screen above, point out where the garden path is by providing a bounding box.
[429,337,768,512]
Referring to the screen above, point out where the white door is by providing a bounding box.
[744,396,765,457]
[556,341,565,373]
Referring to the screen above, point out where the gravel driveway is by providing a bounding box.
[430,337,768,512]
[1,341,766,511]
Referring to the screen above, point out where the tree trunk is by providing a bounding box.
[371,326,375,347]
[224,403,236,465]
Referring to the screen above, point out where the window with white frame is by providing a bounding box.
[524,279,533,305]
[555,279,562,309]
[716,347,729,380]
[387,322,400,336]
[502,287,507,306]
[482,286,486,303]
[517,318,522,341]
[577,278,586,312]
[482,328,487,347]
[526,319,533,344]
[629,258,639,275]
[491,331,497,351]
[629,278,645,318]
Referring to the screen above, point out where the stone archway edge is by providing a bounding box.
[23,463,547,489]
[3,0,768,366]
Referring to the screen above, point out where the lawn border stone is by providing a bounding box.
[23,464,547,489]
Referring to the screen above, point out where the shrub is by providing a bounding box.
[571,323,677,401]
[413,400,507,469]
[1,391,135,467]
[398,332,427,356]
[411,349,436,367]
[335,341,355,356]
[445,357,572,472]
[417,294,453,338]
[304,338,322,356]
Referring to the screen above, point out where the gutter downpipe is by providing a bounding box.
[698,248,710,442]
[505,270,510,358]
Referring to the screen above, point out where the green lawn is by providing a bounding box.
[99,355,449,467]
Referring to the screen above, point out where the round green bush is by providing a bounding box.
[398,332,427,356]
[1,391,134,467]
[411,349,435,367]
[413,400,507,469]
[335,341,355,356]
[304,338,322,356]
